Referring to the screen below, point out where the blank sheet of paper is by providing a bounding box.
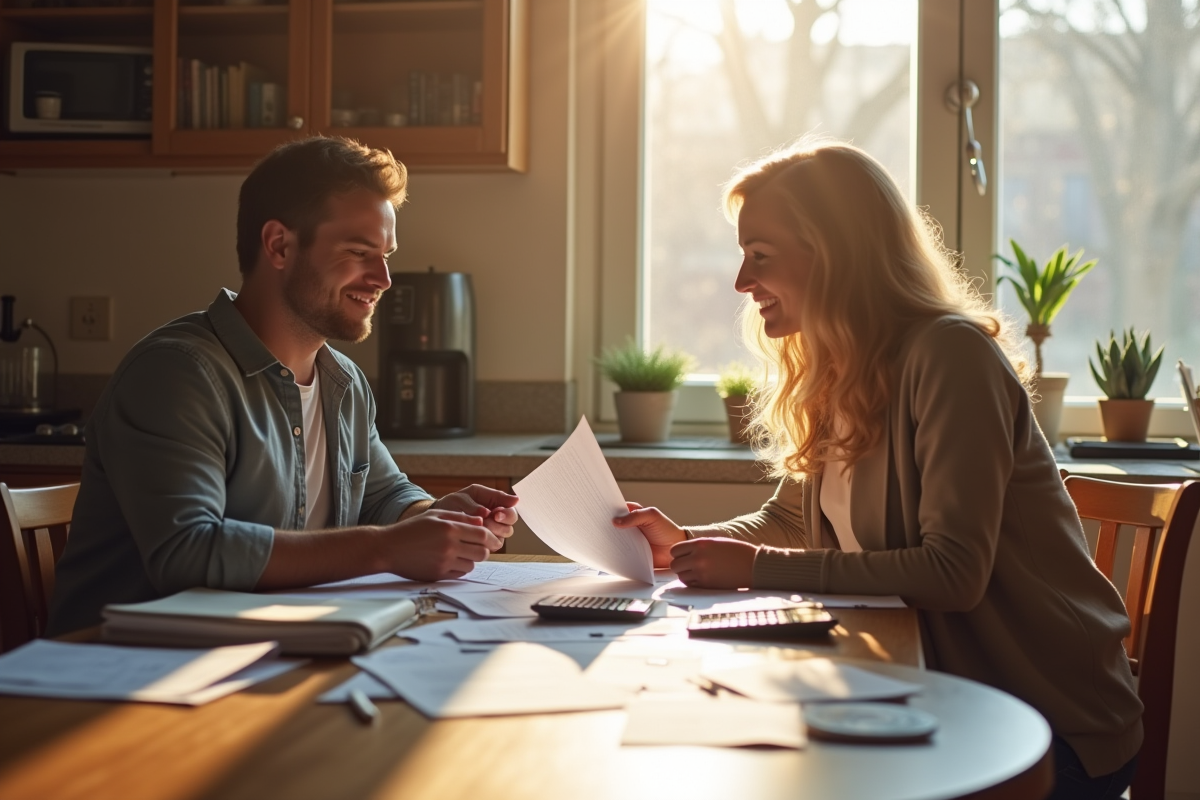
[702,658,922,703]
[622,694,806,749]
[513,417,654,583]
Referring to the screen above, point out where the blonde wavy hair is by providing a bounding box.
[724,140,1031,479]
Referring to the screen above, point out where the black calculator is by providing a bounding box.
[531,595,655,621]
[686,605,838,640]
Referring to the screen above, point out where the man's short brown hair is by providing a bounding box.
[236,136,408,273]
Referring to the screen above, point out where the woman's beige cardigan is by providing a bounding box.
[702,316,1142,777]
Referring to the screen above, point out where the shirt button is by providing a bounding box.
[280,368,290,377]
[293,426,301,436]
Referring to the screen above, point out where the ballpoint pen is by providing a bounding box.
[348,689,380,725]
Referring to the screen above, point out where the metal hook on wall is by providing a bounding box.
[945,79,987,197]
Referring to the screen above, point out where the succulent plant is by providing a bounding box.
[994,240,1097,376]
[715,362,758,399]
[1088,328,1164,400]
[595,340,695,392]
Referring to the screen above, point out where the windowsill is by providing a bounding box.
[671,383,1197,441]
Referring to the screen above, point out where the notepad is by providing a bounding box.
[102,588,418,655]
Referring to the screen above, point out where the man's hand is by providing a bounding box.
[383,508,502,582]
[612,502,687,568]
[432,484,520,550]
[669,537,759,589]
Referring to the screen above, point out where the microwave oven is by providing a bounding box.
[7,42,153,135]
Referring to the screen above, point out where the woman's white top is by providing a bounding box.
[820,417,862,553]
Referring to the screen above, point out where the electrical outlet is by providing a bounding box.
[70,297,113,341]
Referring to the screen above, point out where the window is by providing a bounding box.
[997,1,1200,399]
[644,0,916,374]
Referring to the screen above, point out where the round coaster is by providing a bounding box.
[804,702,938,743]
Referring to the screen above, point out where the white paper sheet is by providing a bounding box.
[276,573,495,600]
[458,561,601,590]
[622,693,807,749]
[353,641,631,718]
[444,617,673,644]
[432,587,540,618]
[702,658,922,704]
[0,640,295,705]
[513,417,654,583]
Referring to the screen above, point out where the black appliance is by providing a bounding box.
[378,269,474,439]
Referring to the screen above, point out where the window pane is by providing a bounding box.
[999,1,1200,397]
[645,0,915,372]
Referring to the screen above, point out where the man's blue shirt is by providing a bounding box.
[47,289,431,634]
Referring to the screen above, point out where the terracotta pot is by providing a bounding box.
[1031,373,1069,446]
[1098,398,1155,442]
[613,391,676,443]
[722,395,753,445]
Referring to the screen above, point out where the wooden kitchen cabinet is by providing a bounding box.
[0,0,527,171]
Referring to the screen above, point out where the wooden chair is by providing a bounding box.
[0,482,79,652]
[1063,476,1200,800]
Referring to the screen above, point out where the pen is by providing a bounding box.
[348,689,380,725]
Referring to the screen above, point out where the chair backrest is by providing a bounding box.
[0,482,79,652]
[1063,476,1200,800]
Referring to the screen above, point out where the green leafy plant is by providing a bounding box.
[715,362,758,399]
[1088,328,1164,400]
[595,340,695,392]
[994,240,1097,375]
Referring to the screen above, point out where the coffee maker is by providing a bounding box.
[378,268,475,439]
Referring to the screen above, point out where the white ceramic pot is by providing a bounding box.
[614,391,677,443]
[1031,373,1069,446]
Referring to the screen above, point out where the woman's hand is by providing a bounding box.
[612,502,686,568]
[669,537,758,589]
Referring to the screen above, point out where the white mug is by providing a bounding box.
[35,92,62,120]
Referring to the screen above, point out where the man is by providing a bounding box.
[48,136,518,635]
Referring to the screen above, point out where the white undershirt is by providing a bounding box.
[297,370,332,530]
[820,459,862,553]
[819,416,862,553]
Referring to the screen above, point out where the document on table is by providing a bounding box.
[353,641,631,718]
[656,582,905,611]
[444,616,676,644]
[701,657,922,703]
[0,640,299,705]
[513,417,655,584]
[458,561,601,590]
[622,693,806,749]
[432,586,540,618]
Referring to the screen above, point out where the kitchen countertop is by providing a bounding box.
[4,435,1200,484]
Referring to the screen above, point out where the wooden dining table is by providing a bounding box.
[0,557,1054,800]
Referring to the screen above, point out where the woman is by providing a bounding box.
[614,141,1141,799]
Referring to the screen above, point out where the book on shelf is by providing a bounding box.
[406,70,480,126]
[176,60,279,130]
[101,588,418,656]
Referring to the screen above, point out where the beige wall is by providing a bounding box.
[0,0,571,384]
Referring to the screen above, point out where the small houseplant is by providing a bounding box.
[596,340,694,442]
[995,240,1097,444]
[1089,328,1163,442]
[715,362,758,445]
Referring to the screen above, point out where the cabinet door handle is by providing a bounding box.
[944,80,987,197]
[287,116,305,130]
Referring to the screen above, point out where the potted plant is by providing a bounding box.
[1089,328,1163,442]
[596,340,694,442]
[995,240,1097,445]
[715,362,758,444]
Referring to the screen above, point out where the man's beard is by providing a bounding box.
[282,249,376,343]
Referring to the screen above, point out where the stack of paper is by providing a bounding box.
[102,588,417,655]
[0,640,298,705]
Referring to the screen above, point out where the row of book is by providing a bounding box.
[407,70,482,127]
[176,59,283,130]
